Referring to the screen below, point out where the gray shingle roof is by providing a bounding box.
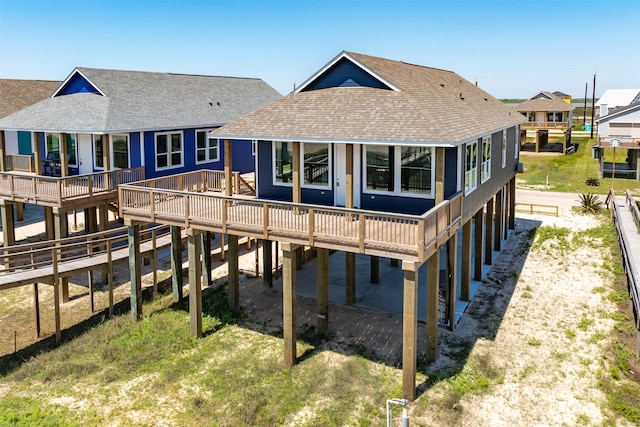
[0,68,281,133]
[515,98,574,113]
[212,51,525,145]
[0,79,60,118]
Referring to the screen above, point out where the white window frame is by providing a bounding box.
[301,142,331,190]
[111,134,130,169]
[252,140,257,156]
[481,136,491,183]
[464,140,478,194]
[195,130,220,165]
[514,126,519,159]
[362,144,434,199]
[45,132,77,167]
[502,130,507,169]
[272,141,293,187]
[155,131,184,171]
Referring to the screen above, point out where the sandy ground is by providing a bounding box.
[0,192,632,426]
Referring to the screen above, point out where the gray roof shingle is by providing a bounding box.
[213,51,525,145]
[0,68,281,133]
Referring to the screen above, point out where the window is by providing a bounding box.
[112,134,129,169]
[465,140,478,193]
[481,136,491,183]
[252,140,257,156]
[274,141,293,184]
[365,145,393,191]
[515,127,519,159]
[94,135,104,169]
[302,142,330,187]
[45,132,76,166]
[156,132,183,170]
[547,112,563,122]
[400,146,431,194]
[364,145,433,196]
[196,130,219,164]
[502,131,507,169]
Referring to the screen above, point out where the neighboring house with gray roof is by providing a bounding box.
[202,51,525,401]
[0,78,60,161]
[0,67,281,178]
[595,101,640,180]
[515,91,574,153]
[596,89,640,117]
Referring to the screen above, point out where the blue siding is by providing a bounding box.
[359,193,434,215]
[57,73,100,95]
[303,58,391,91]
[130,132,142,168]
[444,147,458,198]
[142,129,254,179]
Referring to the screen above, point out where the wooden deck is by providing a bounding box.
[0,167,144,210]
[610,190,640,350]
[0,224,179,291]
[119,171,462,263]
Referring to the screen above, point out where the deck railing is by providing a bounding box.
[520,121,569,130]
[612,190,640,332]
[0,167,144,206]
[119,176,462,262]
[6,154,34,173]
[598,137,640,148]
[126,169,255,195]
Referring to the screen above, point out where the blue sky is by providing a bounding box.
[1,0,638,99]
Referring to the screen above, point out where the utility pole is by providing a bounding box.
[583,82,588,127]
[590,73,597,139]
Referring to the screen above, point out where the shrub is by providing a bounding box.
[579,193,603,214]
[586,177,600,186]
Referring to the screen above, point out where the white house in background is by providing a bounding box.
[596,89,640,117]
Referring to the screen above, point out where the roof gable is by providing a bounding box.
[55,69,102,96]
[598,102,640,123]
[299,56,392,92]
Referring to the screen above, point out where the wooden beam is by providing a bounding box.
[446,235,457,331]
[508,176,516,230]
[60,133,69,177]
[102,135,110,171]
[494,188,503,251]
[317,247,329,335]
[263,239,273,288]
[44,207,55,240]
[171,226,183,302]
[228,234,240,312]
[292,142,301,205]
[474,207,484,281]
[345,252,356,305]
[34,132,42,175]
[282,243,298,367]
[402,260,419,401]
[224,139,233,197]
[0,130,6,172]
[33,283,40,338]
[484,197,494,266]
[370,255,380,284]
[1,202,15,260]
[435,147,445,204]
[346,144,353,209]
[188,229,202,337]
[128,223,142,321]
[426,251,439,362]
[53,209,69,303]
[461,219,472,302]
[201,231,212,288]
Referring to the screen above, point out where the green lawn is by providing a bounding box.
[518,136,640,196]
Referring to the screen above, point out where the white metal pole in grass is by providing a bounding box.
[386,398,409,427]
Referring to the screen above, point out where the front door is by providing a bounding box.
[78,134,93,174]
[334,143,360,208]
